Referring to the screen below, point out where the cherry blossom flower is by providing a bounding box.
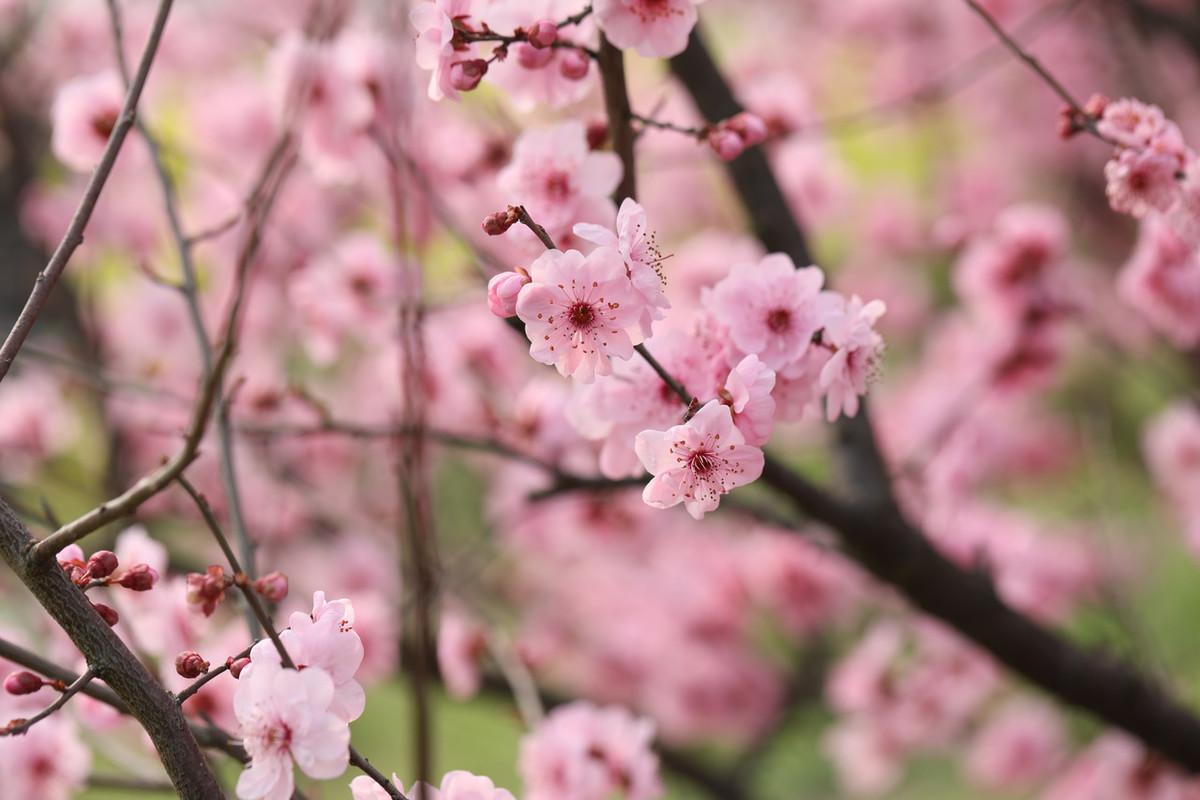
[635,400,765,519]
[1097,98,1169,149]
[498,122,622,238]
[593,0,705,58]
[351,771,515,800]
[411,0,476,101]
[1104,148,1181,219]
[818,295,886,421]
[487,0,597,111]
[234,660,350,800]
[51,70,124,172]
[247,591,365,723]
[702,253,835,373]
[519,701,663,800]
[964,698,1066,791]
[574,198,671,339]
[1118,217,1200,348]
[515,247,641,382]
[487,269,531,318]
[437,605,487,700]
[718,355,776,446]
[0,712,89,800]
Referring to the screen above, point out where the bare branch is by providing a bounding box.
[2,668,94,736]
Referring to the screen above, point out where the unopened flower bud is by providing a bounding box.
[727,112,768,147]
[449,59,488,92]
[4,671,44,696]
[92,601,119,627]
[175,651,210,679]
[487,270,532,318]
[86,550,119,579]
[1084,93,1109,118]
[559,49,589,81]
[226,657,251,679]
[254,571,289,603]
[482,207,519,236]
[116,563,159,592]
[516,42,555,70]
[708,128,745,161]
[187,566,229,617]
[528,19,558,48]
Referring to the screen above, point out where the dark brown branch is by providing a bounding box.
[0,501,222,796]
[0,0,175,385]
[514,205,557,249]
[669,25,1200,773]
[598,35,638,202]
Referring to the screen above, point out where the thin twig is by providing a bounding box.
[0,0,175,385]
[1,668,94,736]
[175,641,255,705]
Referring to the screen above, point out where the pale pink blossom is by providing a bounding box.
[515,247,640,382]
[437,605,487,700]
[1165,159,1200,246]
[487,269,531,318]
[1042,733,1198,800]
[0,371,77,480]
[575,198,671,339]
[352,771,515,800]
[635,399,765,519]
[247,591,365,723]
[964,698,1066,791]
[1097,98,1169,149]
[0,713,90,800]
[818,295,886,421]
[702,253,834,373]
[51,70,124,172]
[487,0,596,111]
[823,719,904,797]
[592,0,705,58]
[519,701,663,800]
[411,0,476,101]
[1105,148,1181,219]
[498,122,622,238]
[234,660,350,800]
[718,355,776,446]
[1118,217,1200,348]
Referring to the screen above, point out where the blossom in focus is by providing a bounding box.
[411,0,476,101]
[718,354,776,446]
[247,591,365,723]
[515,247,640,382]
[234,660,350,800]
[592,0,705,58]
[818,295,886,421]
[574,198,671,339]
[51,70,124,172]
[519,701,663,800]
[635,400,765,519]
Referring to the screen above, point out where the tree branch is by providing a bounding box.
[2,668,94,736]
[0,0,175,385]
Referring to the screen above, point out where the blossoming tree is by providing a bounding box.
[3,0,1200,798]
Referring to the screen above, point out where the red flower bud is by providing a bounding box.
[86,550,119,579]
[187,566,229,617]
[175,651,211,679]
[254,571,289,603]
[92,602,119,627]
[449,59,488,92]
[528,19,558,49]
[559,49,589,81]
[4,671,45,696]
[116,563,159,592]
[708,128,745,161]
[726,112,769,147]
[482,207,520,236]
[226,657,251,679]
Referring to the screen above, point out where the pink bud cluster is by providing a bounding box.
[706,112,770,161]
[55,544,159,592]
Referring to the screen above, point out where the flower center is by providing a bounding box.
[92,110,118,139]
[688,449,719,476]
[544,170,572,201]
[766,307,792,332]
[568,301,595,327]
[635,0,680,21]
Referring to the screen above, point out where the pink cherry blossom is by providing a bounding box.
[515,247,641,382]
[234,660,350,800]
[0,713,90,800]
[818,295,886,421]
[574,198,671,339]
[702,253,835,373]
[51,70,124,172]
[497,122,622,239]
[593,0,705,58]
[411,0,476,101]
[718,355,776,446]
[1118,217,1200,348]
[247,591,365,723]
[1097,98,1169,149]
[519,701,663,800]
[1105,148,1181,219]
[964,698,1066,791]
[487,0,597,111]
[487,269,531,318]
[635,400,765,519]
[437,605,487,700]
[352,770,515,800]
